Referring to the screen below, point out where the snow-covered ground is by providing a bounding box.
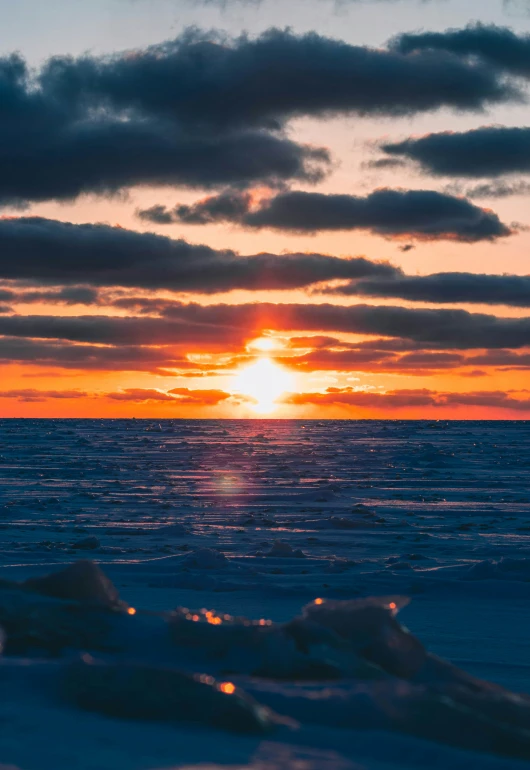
[0,419,529,770]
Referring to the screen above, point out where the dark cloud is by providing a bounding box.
[21,287,99,305]
[43,28,515,128]
[0,389,88,402]
[383,351,464,368]
[0,286,100,306]
[392,23,530,77]
[364,158,408,170]
[440,391,530,410]
[105,388,182,403]
[0,50,329,206]
[283,338,530,374]
[2,315,530,376]
[279,348,466,374]
[0,26,514,206]
[159,301,530,350]
[135,205,176,225]
[168,388,234,405]
[460,370,489,378]
[0,386,234,405]
[354,337,431,352]
[105,387,233,405]
[0,314,247,347]
[284,387,530,411]
[0,119,326,205]
[0,337,198,375]
[293,342,530,373]
[2,301,530,351]
[158,188,511,241]
[139,190,253,227]
[0,216,396,293]
[287,335,346,349]
[327,271,530,307]
[284,388,439,408]
[381,126,530,178]
[281,348,398,371]
[467,350,530,368]
[463,180,530,199]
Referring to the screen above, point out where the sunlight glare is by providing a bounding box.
[249,337,280,352]
[232,358,294,413]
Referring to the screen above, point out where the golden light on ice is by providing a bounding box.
[232,358,295,413]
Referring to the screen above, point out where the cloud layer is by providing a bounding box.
[1,217,527,313]
[0,216,396,293]
[5,384,530,413]
[326,272,530,307]
[393,23,530,77]
[0,26,520,207]
[284,387,530,411]
[2,302,530,351]
[381,126,530,178]
[44,28,514,126]
[143,189,512,241]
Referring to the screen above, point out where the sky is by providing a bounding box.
[1,0,530,418]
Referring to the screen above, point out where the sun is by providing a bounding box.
[248,337,279,352]
[232,358,295,414]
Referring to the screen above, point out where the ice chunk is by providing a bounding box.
[0,590,116,655]
[63,656,287,734]
[303,597,425,679]
[266,541,306,558]
[244,678,530,760]
[168,607,384,681]
[0,562,129,655]
[22,561,123,608]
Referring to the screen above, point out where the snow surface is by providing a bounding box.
[0,418,529,770]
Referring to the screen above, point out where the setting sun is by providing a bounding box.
[248,337,282,352]
[231,358,295,413]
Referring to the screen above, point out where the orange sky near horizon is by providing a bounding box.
[0,0,529,419]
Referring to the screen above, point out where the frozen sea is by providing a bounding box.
[0,419,529,770]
